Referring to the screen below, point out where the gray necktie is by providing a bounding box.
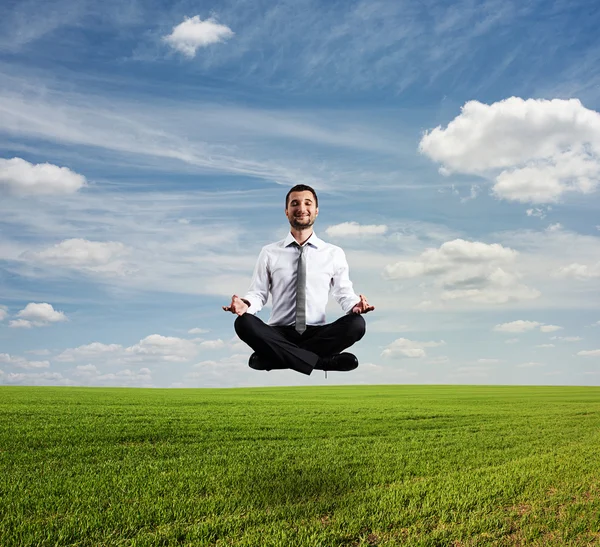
[295,244,306,334]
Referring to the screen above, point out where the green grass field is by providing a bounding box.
[1,385,599,546]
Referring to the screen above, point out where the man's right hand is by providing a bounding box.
[222,295,249,316]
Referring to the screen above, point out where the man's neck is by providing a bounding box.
[290,228,314,246]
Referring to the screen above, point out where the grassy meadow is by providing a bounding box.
[1,385,599,546]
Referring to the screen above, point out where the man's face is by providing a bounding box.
[285,190,318,230]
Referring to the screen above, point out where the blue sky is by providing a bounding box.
[1,0,599,388]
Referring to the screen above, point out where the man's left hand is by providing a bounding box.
[352,294,375,314]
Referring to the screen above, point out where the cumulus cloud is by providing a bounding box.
[11,303,67,328]
[381,338,445,359]
[188,327,209,334]
[125,335,197,362]
[384,239,538,304]
[199,339,226,350]
[9,319,32,328]
[55,342,123,363]
[419,97,600,204]
[539,324,563,333]
[555,262,600,279]
[56,335,198,366]
[325,222,388,238]
[493,320,564,334]
[0,157,86,195]
[0,353,50,369]
[26,238,132,276]
[72,365,152,387]
[163,16,234,57]
[0,306,7,321]
[551,336,583,342]
[75,364,99,375]
[3,371,71,386]
[577,349,600,357]
[494,320,541,333]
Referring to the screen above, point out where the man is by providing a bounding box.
[223,184,374,375]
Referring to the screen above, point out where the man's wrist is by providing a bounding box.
[241,298,251,307]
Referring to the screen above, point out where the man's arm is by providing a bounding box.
[222,248,269,315]
[330,248,374,314]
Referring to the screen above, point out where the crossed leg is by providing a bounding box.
[234,313,366,375]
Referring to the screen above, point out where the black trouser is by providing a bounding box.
[234,313,366,375]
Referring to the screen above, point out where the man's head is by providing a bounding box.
[285,184,319,231]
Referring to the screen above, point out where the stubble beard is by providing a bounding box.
[290,216,315,230]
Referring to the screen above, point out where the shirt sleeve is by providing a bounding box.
[330,248,360,313]
[243,247,270,314]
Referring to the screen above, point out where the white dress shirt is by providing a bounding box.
[243,232,360,326]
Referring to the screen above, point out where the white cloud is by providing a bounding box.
[381,338,445,359]
[55,342,123,363]
[384,239,538,304]
[3,371,71,386]
[0,157,86,196]
[535,344,555,348]
[551,336,583,342]
[526,207,551,219]
[0,353,50,369]
[505,338,519,344]
[56,335,198,366]
[0,306,7,321]
[27,239,131,276]
[493,320,542,333]
[419,97,600,204]
[163,16,234,58]
[494,321,564,334]
[517,362,545,368]
[539,325,563,333]
[188,327,209,334]
[75,364,99,374]
[9,319,32,328]
[199,339,226,350]
[93,368,153,387]
[477,358,501,364]
[126,335,198,362]
[228,336,248,352]
[577,350,600,357]
[555,262,600,280]
[70,363,152,386]
[325,222,388,238]
[14,303,67,327]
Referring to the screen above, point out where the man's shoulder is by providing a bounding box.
[313,235,345,254]
[259,238,287,253]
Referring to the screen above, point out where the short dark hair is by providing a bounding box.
[285,184,319,208]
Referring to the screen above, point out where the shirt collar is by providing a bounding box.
[284,231,322,248]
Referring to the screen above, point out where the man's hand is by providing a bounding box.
[352,294,375,314]
[222,295,249,316]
